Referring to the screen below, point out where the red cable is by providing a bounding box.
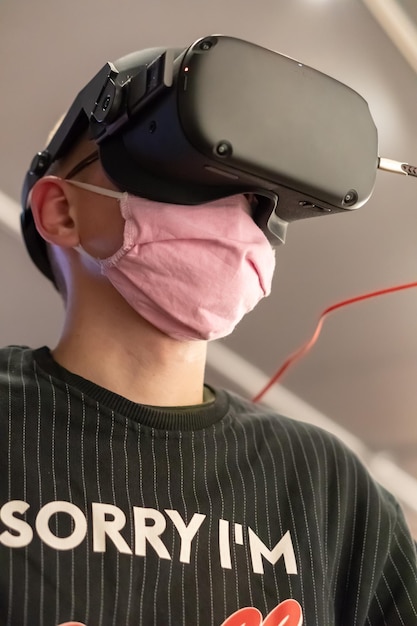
[252,280,417,404]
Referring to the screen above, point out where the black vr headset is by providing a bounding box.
[21,34,379,285]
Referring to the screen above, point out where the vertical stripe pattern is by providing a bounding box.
[0,346,417,625]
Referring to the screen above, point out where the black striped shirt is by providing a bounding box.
[1,346,417,625]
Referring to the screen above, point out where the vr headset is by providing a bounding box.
[21,34,379,284]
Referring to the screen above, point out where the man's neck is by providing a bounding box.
[52,289,208,407]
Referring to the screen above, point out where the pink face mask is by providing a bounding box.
[69,181,276,341]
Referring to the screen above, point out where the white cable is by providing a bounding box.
[378,157,407,175]
[378,157,417,177]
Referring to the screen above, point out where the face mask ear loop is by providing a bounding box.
[68,181,128,264]
[65,179,125,200]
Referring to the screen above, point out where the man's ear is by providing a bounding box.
[30,176,79,248]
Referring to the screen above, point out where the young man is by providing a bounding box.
[1,49,417,626]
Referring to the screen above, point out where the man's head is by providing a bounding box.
[19,43,278,339]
